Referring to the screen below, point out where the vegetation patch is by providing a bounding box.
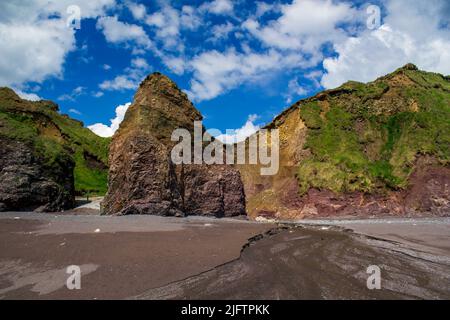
[297,67,450,195]
[0,88,110,196]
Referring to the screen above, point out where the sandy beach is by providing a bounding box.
[0,211,449,299]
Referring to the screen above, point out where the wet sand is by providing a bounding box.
[136,225,450,299]
[0,213,449,299]
[0,213,272,299]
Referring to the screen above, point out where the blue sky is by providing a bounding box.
[1,0,449,141]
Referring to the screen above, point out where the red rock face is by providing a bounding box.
[101,73,245,217]
[247,163,450,220]
[182,164,246,217]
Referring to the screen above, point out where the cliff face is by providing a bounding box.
[239,64,450,219]
[103,65,449,219]
[102,73,245,216]
[0,88,109,212]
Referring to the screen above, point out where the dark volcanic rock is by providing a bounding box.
[0,138,74,212]
[0,87,108,212]
[102,73,245,216]
[182,165,246,217]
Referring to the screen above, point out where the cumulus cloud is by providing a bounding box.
[88,102,131,137]
[215,114,260,144]
[127,1,147,20]
[13,89,42,101]
[0,19,74,87]
[285,78,308,104]
[58,86,86,101]
[321,0,450,89]
[146,5,181,44]
[186,48,313,102]
[243,0,356,52]
[200,0,234,16]
[99,57,151,91]
[184,0,359,102]
[208,22,235,42]
[93,91,104,98]
[254,2,280,18]
[69,108,82,115]
[144,4,201,51]
[0,0,115,88]
[96,15,151,48]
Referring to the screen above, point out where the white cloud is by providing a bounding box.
[321,0,450,89]
[254,2,279,18]
[99,57,152,91]
[180,6,202,30]
[69,108,82,115]
[182,0,359,102]
[58,86,86,101]
[103,64,111,70]
[146,5,181,49]
[99,75,137,91]
[13,89,42,101]
[186,48,312,102]
[215,114,260,144]
[244,0,355,52]
[130,57,149,69]
[127,2,147,20]
[200,0,234,16]
[135,3,202,55]
[88,102,131,137]
[285,78,308,104]
[0,19,75,87]
[96,15,151,48]
[0,0,115,88]
[208,22,235,42]
[160,56,186,75]
[93,91,104,98]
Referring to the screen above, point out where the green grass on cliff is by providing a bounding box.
[297,66,450,195]
[0,88,110,195]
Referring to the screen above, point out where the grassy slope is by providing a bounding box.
[297,65,450,195]
[0,88,110,195]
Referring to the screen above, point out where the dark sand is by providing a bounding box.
[0,213,449,299]
[0,214,272,299]
[136,225,450,299]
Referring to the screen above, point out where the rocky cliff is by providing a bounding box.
[102,73,245,216]
[103,65,449,219]
[239,64,450,219]
[0,88,109,212]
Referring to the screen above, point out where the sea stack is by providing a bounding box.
[102,73,246,216]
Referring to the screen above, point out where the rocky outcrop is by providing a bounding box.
[103,66,449,219]
[0,87,109,212]
[238,64,450,219]
[102,73,245,216]
[182,164,246,217]
[0,138,74,212]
